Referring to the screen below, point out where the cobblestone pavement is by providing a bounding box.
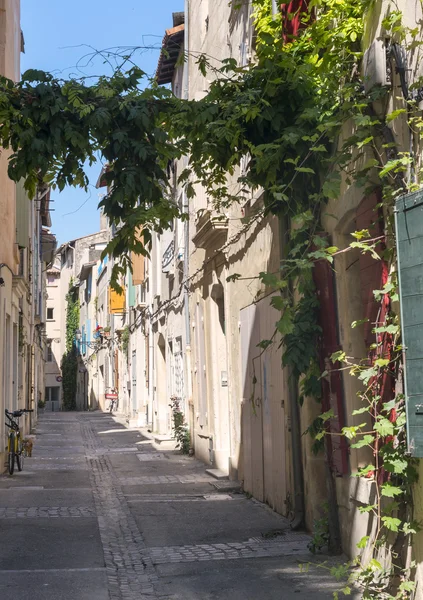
[0,506,95,518]
[0,412,355,600]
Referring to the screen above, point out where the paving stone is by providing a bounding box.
[0,506,95,518]
[0,412,354,600]
[80,419,160,600]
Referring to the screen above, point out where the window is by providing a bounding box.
[19,248,25,277]
[47,307,54,320]
[45,386,60,403]
[215,296,225,335]
[83,272,92,304]
[46,344,53,362]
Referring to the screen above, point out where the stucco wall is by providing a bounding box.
[187,2,291,506]
[0,0,21,471]
[45,267,63,409]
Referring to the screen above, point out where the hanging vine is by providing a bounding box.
[0,0,421,595]
[61,279,80,411]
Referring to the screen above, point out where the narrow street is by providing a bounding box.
[0,412,345,600]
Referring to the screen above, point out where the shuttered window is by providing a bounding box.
[313,254,348,475]
[395,191,423,456]
[16,180,30,248]
[355,193,386,348]
[132,227,145,285]
[109,287,125,314]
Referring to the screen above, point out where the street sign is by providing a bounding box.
[56,376,63,382]
[106,393,118,399]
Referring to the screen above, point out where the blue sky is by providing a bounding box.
[21,0,183,245]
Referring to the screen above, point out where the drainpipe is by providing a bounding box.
[183,0,192,415]
[279,216,305,529]
[148,318,154,429]
[183,190,192,404]
[184,0,189,101]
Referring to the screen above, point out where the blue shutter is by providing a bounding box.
[395,191,423,456]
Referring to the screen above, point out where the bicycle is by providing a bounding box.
[5,409,33,475]
[109,398,118,414]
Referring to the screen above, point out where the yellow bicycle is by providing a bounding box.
[5,409,33,475]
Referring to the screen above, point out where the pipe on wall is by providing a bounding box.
[183,0,192,412]
[278,215,305,529]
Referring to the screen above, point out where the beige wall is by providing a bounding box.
[0,0,20,269]
[0,0,21,470]
[303,0,423,565]
[187,2,290,510]
[45,265,62,410]
[186,0,423,561]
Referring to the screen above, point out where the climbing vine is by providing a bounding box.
[119,325,130,357]
[0,0,420,595]
[61,280,80,411]
[169,396,191,455]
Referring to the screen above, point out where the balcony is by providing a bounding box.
[192,211,228,249]
[162,239,175,273]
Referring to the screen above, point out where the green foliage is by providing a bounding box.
[169,396,191,454]
[0,0,419,594]
[65,280,80,353]
[308,504,330,554]
[61,351,78,411]
[61,280,80,411]
[0,0,367,288]
[120,325,130,357]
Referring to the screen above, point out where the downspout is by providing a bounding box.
[273,0,303,530]
[183,191,192,404]
[148,317,154,429]
[110,225,116,398]
[279,216,305,529]
[183,0,192,414]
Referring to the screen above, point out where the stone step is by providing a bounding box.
[205,468,229,480]
[154,435,175,445]
[210,480,242,493]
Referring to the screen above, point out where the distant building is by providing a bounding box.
[55,224,109,412]
[45,258,62,411]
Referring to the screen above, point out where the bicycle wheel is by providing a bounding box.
[7,433,15,475]
[16,436,24,472]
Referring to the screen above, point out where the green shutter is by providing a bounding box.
[128,269,136,308]
[396,190,423,456]
[16,180,30,248]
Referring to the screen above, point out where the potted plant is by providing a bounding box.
[93,325,103,339]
